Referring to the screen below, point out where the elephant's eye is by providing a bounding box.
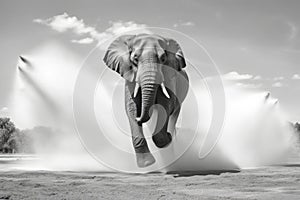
[133,57,138,66]
[131,54,139,66]
[159,53,167,64]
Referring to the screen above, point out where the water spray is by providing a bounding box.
[7,36,297,172]
[265,92,270,101]
[18,55,32,70]
[19,56,29,64]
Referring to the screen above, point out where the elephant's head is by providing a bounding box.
[103,34,186,124]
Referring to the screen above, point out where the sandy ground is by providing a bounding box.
[0,165,299,200]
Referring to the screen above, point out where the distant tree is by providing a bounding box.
[0,118,16,152]
[0,118,35,153]
[0,117,16,132]
[0,117,60,154]
[294,122,300,142]
[7,138,17,153]
[1,143,13,153]
[0,129,6,147]
[295,122,300,133]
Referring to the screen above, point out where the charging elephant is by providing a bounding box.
[103,34,189,168]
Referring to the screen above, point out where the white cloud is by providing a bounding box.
[274,76,284,81]
[106,21,148,35]
[34,13,150,45]
[181,21,195,26]
[253,75,262,80]
[173,21,195,28]
[33,13,96,34]
[222,71,253,81]
[235,82,262,89]
[292,74,300,80]
[223,72,263,89]
[272,82,283,88]
[71,37,94,44]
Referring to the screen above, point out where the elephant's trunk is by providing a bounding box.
[135,57,163,125]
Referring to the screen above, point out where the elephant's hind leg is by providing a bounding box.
[151,105,172,148]
[168,104,181,136]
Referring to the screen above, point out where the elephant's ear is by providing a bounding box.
[103,35,136,81]
[165,38,186,71]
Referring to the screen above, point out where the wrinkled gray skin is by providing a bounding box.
[103,34,189,168]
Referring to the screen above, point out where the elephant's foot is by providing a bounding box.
[152,132,172,148]
[135,152,156,168]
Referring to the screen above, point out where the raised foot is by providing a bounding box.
[136,152,156,168]
[152,132,172,148]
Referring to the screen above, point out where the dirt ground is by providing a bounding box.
[0,165,300,200]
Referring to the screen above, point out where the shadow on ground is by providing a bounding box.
[166,169,241,177]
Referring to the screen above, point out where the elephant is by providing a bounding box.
[103,33,189,168]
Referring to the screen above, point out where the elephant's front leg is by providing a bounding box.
[125,82,155,168]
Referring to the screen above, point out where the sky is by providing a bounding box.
[0,0,299,121]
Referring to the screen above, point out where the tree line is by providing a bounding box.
[0,117,58,154]
[294,122,300,133]
[1,117,299,154]
[0,117,34,153]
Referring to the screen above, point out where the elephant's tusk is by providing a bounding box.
[161,82,170,99]
[133,83,140,98]
[135,117,142,125]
